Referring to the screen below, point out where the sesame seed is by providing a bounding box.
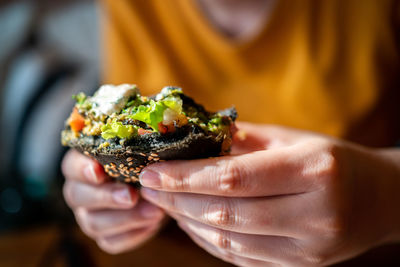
[148,156,154,161]
[129,168,134,171]
[119,164,124,168]
[126,157,133,162]
[139,153,146,157]
[128,162,133,166]
[150,153,158,157]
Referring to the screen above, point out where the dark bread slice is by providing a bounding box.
[64,107,237,184]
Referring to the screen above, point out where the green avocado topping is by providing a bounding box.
[101,121,137,139]
[72,85,231,141]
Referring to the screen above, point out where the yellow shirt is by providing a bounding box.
[100,0,400,145]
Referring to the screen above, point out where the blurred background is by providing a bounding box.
[0,0,99,230]
[0,1,399,267]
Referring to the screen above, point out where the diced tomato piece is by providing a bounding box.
[158,122,168,134]
[158,122,175,134]
[138,128,153,135]
[166,124,175,133]
[69,107,85,132]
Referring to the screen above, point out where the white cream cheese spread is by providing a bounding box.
[89,84,138,116]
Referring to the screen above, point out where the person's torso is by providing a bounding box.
[100,0,400,146]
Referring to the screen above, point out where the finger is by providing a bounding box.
[142,188,305,237]
[96,225,160,254]
[139,142,325,197]
[64,180,139,210]
[62,149,108,184]
[147,188,336,240]
[179,222,279,267]
[177,215,301,265]
[75,201,164,238]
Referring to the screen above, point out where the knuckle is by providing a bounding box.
[163,192,178,212]
[61,150,80,178]
[84,216,101,236]
[213,229,231,250]
[74,208,85,226]
[61,152,72,177]
[107,184,133,207]
[324,214,348,241]
[305,252,328,266]
[97,239,120,255]
[203,201,237,228]
[217,161,247,194]
[292,241,327,266]
[63,181,76,207]
[301,139,341,182]
[75,209,98,238]
[169,175,191,192]
[321,144,340,180]
[104,187,115,205]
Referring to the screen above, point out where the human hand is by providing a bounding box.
[139,122,400,266]
[62,150,165,254]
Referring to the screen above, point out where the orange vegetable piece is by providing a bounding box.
[138,128,153,135]
[158,122,168,134]
[69,107,85,132]
[158,122,175,134]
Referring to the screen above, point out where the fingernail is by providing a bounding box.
[141,188,158,201]
[83,164,98,184]
[140,170,161,188]
[112,188,132,205]
[140,203,162,219]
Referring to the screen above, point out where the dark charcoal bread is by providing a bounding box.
[67,107,237,184]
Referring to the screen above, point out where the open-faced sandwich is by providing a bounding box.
[61,84,237,184]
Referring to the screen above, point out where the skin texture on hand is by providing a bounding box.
[62,150,166,254]
[139,122,400,266]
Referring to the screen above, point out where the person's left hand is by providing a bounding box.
[139,122,400,266]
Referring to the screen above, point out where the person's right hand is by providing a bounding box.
[62,149,165,254]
